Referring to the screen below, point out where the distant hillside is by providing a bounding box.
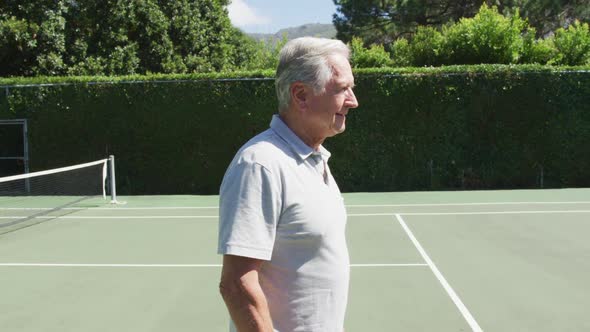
[248,23,337,43]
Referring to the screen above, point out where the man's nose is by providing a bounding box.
[346,88,359,109]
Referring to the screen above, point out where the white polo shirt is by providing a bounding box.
[218,115,350,332]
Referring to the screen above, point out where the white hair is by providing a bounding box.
[275,37,350,112]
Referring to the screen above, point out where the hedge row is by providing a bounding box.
[1,65,589,194]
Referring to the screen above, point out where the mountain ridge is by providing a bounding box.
[247,23,337,42]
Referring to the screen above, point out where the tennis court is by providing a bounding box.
[1,183,590,331]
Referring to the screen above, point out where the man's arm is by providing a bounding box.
[219,254,274,332]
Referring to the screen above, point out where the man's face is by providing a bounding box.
[305,54,359,140]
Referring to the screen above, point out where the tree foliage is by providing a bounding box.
[333,0,590,45]
[354,4,590,67]
[334,0,481,45]
[490,0,590,37]
[0,0,259,76]
[0,0,68,76]
[442,5,534,64]
[349,37,391,68]
[551,20,590,65]
[232,34,288,71]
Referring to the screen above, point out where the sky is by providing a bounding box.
[227,0,338,34]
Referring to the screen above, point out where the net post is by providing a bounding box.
[23,119,30,193]
[109,155,117,203]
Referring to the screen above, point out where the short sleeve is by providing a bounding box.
[218,160,281,260]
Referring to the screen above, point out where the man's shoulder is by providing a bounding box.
[235,129,292,169]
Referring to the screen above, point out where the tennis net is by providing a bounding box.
[0,156,117,235]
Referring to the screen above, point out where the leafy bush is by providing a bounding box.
[521,37,555,65]
[410,26,445,66]
[349,37,391,68]
[551,21,590,66]
[35,52,66,76]
[383,4,562,67]
[66,57,105,76]
[390,38,412,67]
[442,4,533,64]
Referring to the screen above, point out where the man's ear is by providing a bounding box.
[290,82,308,111]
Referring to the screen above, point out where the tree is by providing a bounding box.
[333,0,590,45]
[0,0,257,76]
[159,0,239,72]
[0,0,68,76]
[64,0,175,75]
[490,0,590,37]
[333,0,483,45]
[236,34,288,71]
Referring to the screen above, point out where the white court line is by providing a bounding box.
[0,263,222,267]
[348,213,396,217]
[0,215,218,219]
[348,201,590,207]
[2,201,590,211]
[89,206,219,210]
[350,263,427,267]
[0,206,219,211]
[393,210,590,216]
[3,210,590,220]
[396,214,483,332]
[0,263,426,268]
[86,201,590,209]
[349,210,590,217]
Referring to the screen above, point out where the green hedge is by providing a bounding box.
[1,65,589,194]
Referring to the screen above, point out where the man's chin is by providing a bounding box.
[329,126,346,137]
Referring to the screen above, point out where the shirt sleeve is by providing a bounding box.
[217,159,281,261]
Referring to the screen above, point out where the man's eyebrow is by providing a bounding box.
[335,79,354,89]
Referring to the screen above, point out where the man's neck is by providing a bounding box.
[278,112,324,150]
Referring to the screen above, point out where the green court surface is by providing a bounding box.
[1,188,590,331]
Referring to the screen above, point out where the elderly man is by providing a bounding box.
[218,37,359,332]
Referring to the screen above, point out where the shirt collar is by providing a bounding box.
[270,114,331,162]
